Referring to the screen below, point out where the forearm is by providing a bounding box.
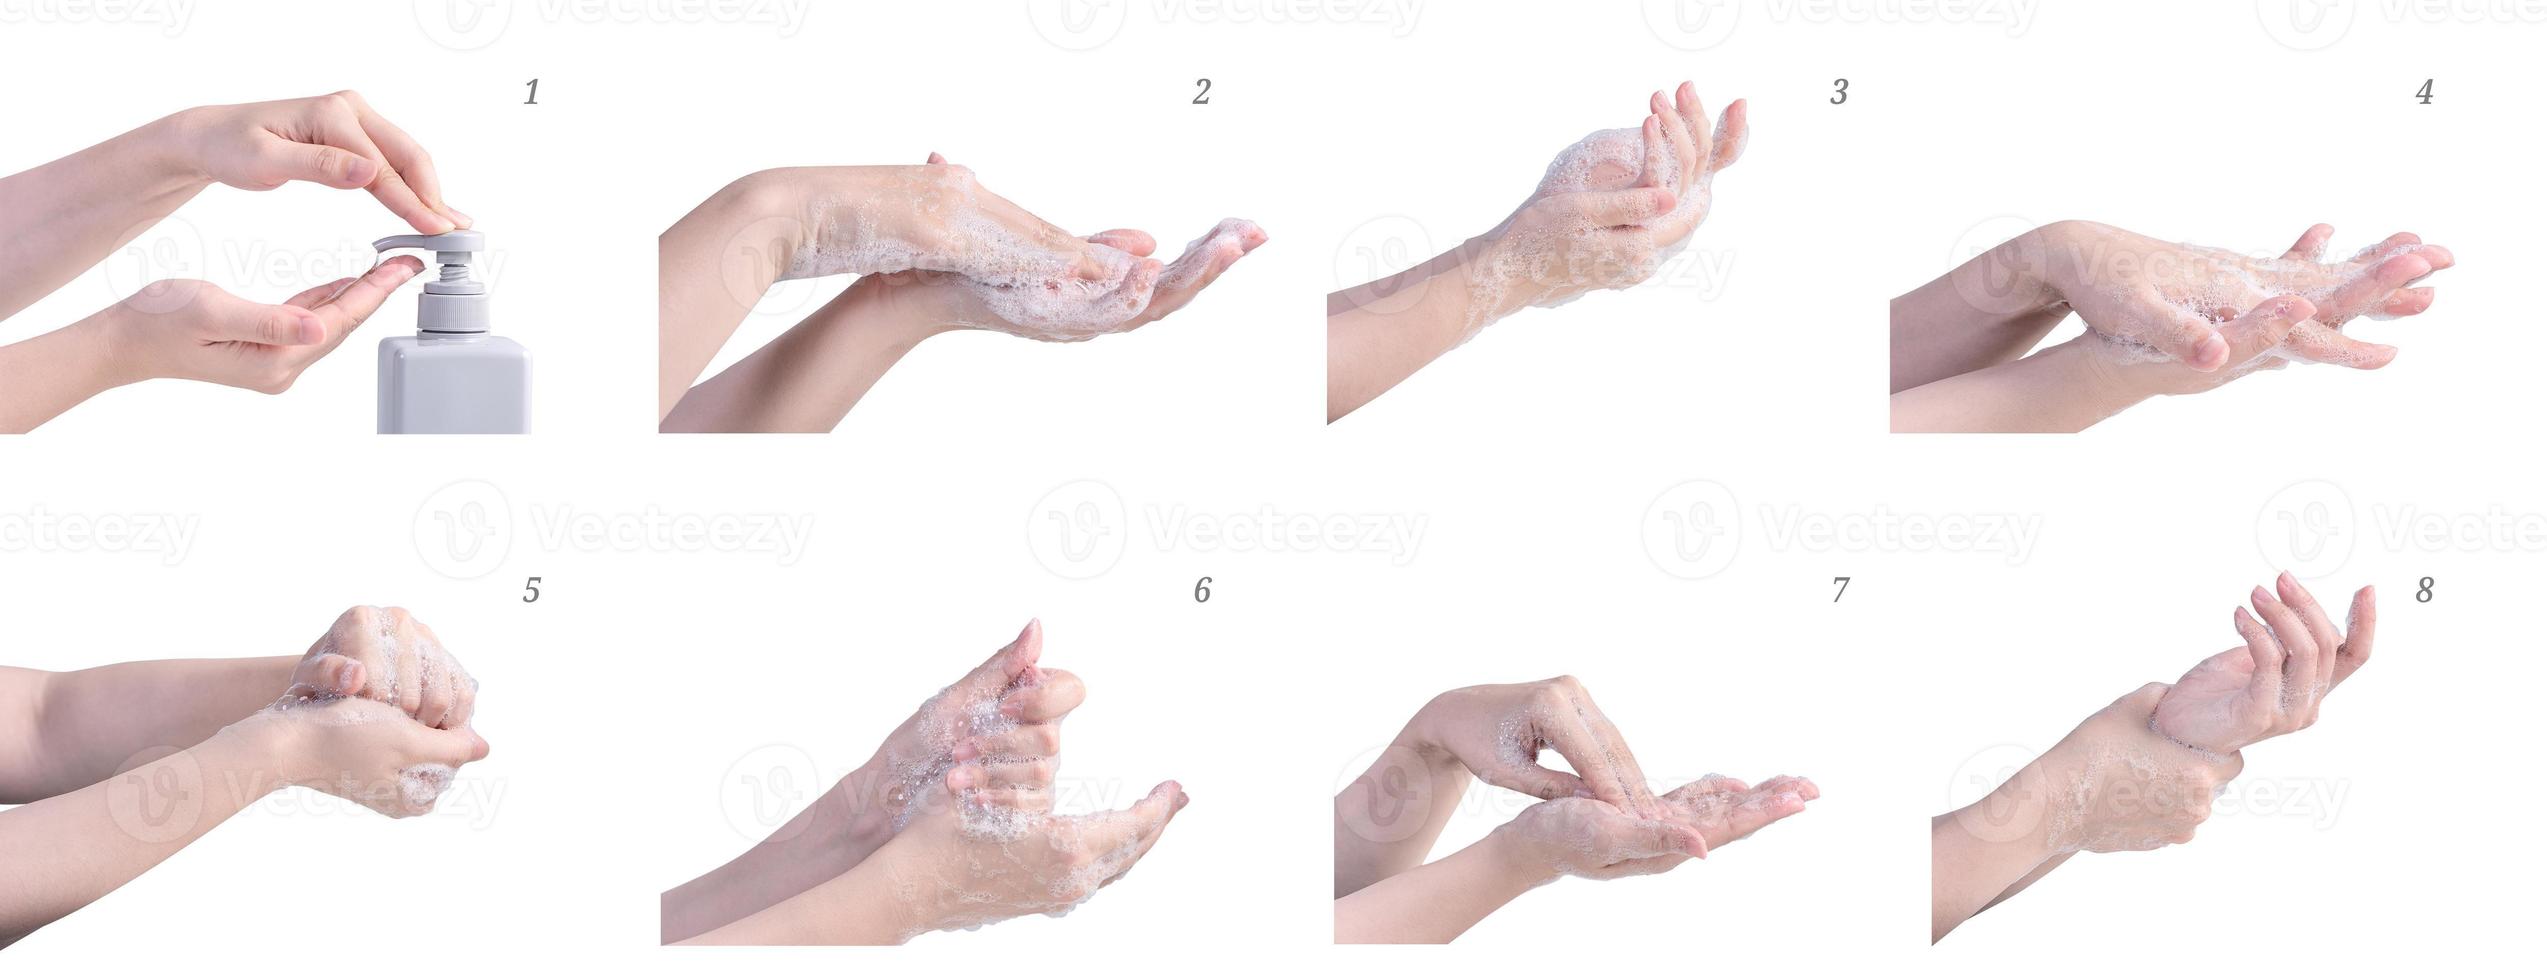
[0,308,134,434]
[1930,754,2070,941]
[1333,833,1541,944]
[1326,239,1511,422]
[1890,339,2146,433]
[659,276,947,433]
[0,112,208,322]
[1889,226,2071,392]
[0,725,283,947]
[658,171,814,418]
[4,655,296,803]
[660,761,897,943]
[1333,733,1470,897]
[680,846,929,946]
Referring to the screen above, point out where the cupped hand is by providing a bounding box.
[874,774,1186,938]
[284,603,479,731]
[852,620,1086,830]
[2045,220,2451,372]
[104,257,422,393]
[2155,574,2376,755]
[1491,795,1708,884]
[1509,772,1818,883]
[859,154,1266,341]
[1408,676,1661,818]
[1470,82,1746,320]
[173,91,469,234]
[239,689,490,818]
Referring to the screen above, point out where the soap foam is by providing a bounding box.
[784,176,1257,341]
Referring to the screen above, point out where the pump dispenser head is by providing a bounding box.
[373,230,490,334]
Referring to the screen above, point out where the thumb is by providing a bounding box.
[406,721,489,767]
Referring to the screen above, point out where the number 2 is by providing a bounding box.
[1193,78,1211,104]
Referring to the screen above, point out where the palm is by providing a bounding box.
[2153,646,2267,752]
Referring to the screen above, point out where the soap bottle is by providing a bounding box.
[373,231,530,434]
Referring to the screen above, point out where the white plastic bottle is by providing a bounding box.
[374,231,530,434]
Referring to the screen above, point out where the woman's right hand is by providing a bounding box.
[867,773,1186,940]
[284,603,479,730]
[231,688,490,818]
[1405,676,1661,817]
[91,259,423,395]
[847,620,1086,831]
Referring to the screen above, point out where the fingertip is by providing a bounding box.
[2192,331,2229,370]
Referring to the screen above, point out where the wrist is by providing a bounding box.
[205,715,301,799]
[135,109,218,196]
[1477,824,1558,892]
[829,758,901,854]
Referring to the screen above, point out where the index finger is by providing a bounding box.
[338,90,468,228]
[948,618,1045,706]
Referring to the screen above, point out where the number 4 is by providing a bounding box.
[2416,79,2433,104]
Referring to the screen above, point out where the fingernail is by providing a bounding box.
[2252,586,2273,607]
[443,206,473,228]
[2278,570,2298,591]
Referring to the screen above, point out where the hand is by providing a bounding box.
[235,691,490,818]
[860,155,1266,341]
[870,774,1186,939]
[1406,676,1662,818]
[283,604,480,730]
[170,91,470,234]
[848,620,1087,831]
[770,162,1121,286]
[2039,220,2452,372]
[2042,684,2243,854]
[2155,574,2377,755]
[96,257,423,394]
[1490,796,1708,884]
[1467,83,1746,322]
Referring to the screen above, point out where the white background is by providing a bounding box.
[1,0,2539,975]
